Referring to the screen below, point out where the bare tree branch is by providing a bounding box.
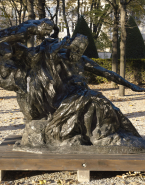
[120,0,133,5]
[126,0,133,5]
[45,0,59,21]
[62,0,70,37]
[52,0,59,21]
[45,6,53,20]
[105,0,115,9]
[0,0,13,26]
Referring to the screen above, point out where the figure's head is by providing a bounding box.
[35,18,54,37]
[28,18,59,39]
[68,34,88,62]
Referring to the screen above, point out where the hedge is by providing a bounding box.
[85,58,145,85]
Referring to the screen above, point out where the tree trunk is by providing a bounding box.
[36,0,45,45]
[27,0,35,19]
[78,0,80,20]
[62,0,70,37]
[119,2,127,96]
[55,0,59,25]
[27,0,35,47]
[111,8,119,88]
[90,1,94,30]
[37,0,45,19]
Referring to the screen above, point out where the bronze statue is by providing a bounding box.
[0,18,145,154]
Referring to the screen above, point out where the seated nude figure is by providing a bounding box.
[0,18,145,153]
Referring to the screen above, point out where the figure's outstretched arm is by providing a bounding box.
[82,56,145,92]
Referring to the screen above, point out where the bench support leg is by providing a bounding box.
[77,170,90,182]
[0,170,5,181]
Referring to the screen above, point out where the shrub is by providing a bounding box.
[85,58,145,85]
[85,58,112,84]
[126,16,145,59]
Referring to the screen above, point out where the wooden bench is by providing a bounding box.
[0,135,145,182]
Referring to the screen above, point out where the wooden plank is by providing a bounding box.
[77,170,90,182]
[1,156,145,171]
[0,135,145,172]
[1,148,145,160]
[0,170,5,181]
[0,147,145,160]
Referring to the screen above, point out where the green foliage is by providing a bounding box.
[85,58,145,85]
[85,58,112,84]
[72,16,98,58]
[95,31,112,51]
[126,16,145,59]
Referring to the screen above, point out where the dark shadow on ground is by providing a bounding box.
[91,84,145,93]
[0,96,16,100]
[0,124,25,131]
[111,95,145,102]
[124,111,145,118]
[93,87,119,92]
[0,109,20,114]
[2,170,128,182]
[91,88,145,102]
[90,171,128,180]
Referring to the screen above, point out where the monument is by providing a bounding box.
[0,18,145,154]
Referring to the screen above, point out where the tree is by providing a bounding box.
[126,16,145,59]
[105,0,144,95]
[0,0,27,28]
[77,0,80,20]
[9,0,25,25]
[27,0,35,20]
[35,0,45,45]
[105,0,120,88]
[0,0,13,27]
[45,0,60,25]
[62,0,70,37]
[73,16,98,58]
[119,0,133,96]
[127,0,145,24]
[27,0,35,47]
[87,0,112,40]
[105,0,145,90]
[37,0,45,19]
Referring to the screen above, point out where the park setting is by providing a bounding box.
[0,0,145,184]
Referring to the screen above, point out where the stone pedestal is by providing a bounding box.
[77,170,90,182]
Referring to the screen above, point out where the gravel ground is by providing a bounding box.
[0,83,145,185]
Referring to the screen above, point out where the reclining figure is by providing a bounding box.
[0,18,145,153]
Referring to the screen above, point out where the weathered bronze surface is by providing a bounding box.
[0,18,145,154]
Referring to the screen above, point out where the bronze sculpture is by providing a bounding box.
[0,18,145,154]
